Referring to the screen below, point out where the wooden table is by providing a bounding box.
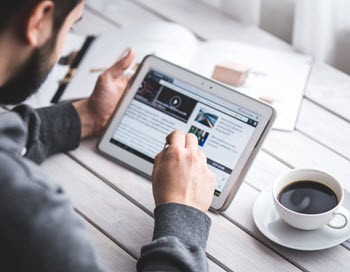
[39,1,350,271]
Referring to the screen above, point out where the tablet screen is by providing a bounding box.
[110,69,261,196]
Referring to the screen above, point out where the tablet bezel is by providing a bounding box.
[98,55,275,211]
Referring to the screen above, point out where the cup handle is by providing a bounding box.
[327,207,349,229]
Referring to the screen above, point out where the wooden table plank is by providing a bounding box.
[207,259,227,272]
[305,63,350,122]
[41,154,154,259]
[85,221,137,271]
[244,150,288,191]
[41,154,224,271]
[297,99,350,160]
[67,139,302,272]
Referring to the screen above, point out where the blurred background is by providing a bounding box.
[202,0,350,75]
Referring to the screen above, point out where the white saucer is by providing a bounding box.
[253,186,350,251]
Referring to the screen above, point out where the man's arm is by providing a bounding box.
[137,131,216,272]
[12,103,81,164]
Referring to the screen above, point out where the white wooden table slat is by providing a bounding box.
[41,154,225,271]
[343,240,350,251]
[297,99,350,160]
[207,260,227,272]
[244,150,289,191]
[86,218,225,272]
[305,63,350,122]
[41,154,154,258]
[85,221,137,271]
[67,139,301,272]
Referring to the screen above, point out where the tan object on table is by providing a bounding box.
[212,60,250,87]
[89,67,107,73]
[58,68,77,85]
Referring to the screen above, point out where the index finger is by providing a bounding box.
[105,48,135,79]
[166,130,186,148]
[185,133,199,149]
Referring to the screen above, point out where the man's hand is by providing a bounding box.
[152,130,216,212]
[73,49,135,138]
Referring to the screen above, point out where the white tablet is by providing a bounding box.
[98,55,276,211]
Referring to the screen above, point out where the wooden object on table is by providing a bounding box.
[212,60,250,87]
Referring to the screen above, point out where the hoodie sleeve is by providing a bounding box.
[137,203,211,272]
[12,103,81,164]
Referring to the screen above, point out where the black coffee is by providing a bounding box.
[278,180,338,214]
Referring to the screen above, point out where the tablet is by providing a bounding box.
[98,55,276,211]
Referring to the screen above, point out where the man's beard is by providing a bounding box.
[0,35,56,105]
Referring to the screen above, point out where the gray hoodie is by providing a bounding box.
[0,103,211,271]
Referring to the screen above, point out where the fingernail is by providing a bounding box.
[119,48,130,60]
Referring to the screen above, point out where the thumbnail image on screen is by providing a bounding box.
[195,108,218,128]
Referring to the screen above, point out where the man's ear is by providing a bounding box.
[25,1,55,47]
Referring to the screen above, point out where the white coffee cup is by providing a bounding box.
[272,169,348,230]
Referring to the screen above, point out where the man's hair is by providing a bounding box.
[0,0,82,34]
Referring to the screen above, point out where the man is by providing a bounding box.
[0,1,216,271]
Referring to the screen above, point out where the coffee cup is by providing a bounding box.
[272,169,348,230]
